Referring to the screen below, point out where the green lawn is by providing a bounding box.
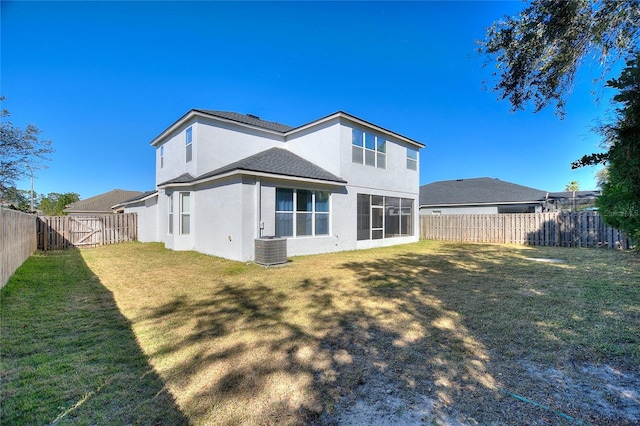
[2,241,638,425]
[0,250,188,425]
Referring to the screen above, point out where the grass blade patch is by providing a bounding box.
[0,250,187,425]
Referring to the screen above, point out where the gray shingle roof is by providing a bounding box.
[420,178,548,206]
[160,148,346,186]
[65,189,144,213]
[117,190,158,205]
[159,173,195,186]
[194,110,294,133]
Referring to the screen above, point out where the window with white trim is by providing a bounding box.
[407,147,418,170]
[185,127,193,163]
[275,188,330,237]
[160,145,164,168]
[352,129,386,169]
[180,192,191,235]
[357,194,414,240]
[167,193,173,235]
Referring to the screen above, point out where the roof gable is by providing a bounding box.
[151,109,424,149]
[420,178,547,206]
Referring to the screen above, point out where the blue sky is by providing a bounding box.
[2,1,613,199]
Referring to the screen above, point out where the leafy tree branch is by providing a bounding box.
[478,0,639,118]
[0,97,54,195]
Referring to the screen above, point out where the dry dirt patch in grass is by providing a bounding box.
[81,241,639,425]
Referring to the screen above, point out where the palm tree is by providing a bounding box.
[565,181,580,211]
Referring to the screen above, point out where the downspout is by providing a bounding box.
[256,178,262,238]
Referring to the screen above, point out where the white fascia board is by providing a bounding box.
[150,110,285,147]
[286,111,425,149]
[158,170,346,189]
[419,200,545,208]
[114,191,159,208]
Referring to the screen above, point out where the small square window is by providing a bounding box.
[352,129,364,147]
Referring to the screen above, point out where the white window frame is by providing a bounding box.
[185,127,193,163]
[407,147,418,170]
[160,145,164,168]
[275,188,331,238]
[167,193,173,235]
[352,129,386,169]
[180,192,191,235]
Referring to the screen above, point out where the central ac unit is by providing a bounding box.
[254,237,287,266]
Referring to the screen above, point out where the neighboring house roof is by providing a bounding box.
[150,110,424,149]
[159,148,346,187]
[420,178,548,207]
[65,189,144,214]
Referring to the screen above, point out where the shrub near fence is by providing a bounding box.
[1,208,37,288]
[420,212,632,249]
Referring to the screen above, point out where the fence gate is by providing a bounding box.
[37,213,137,250]
[68,216,103,247]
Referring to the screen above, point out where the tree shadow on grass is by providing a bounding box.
[119,243,637,425]
[136,249,516,424]
[337,246,640,425]
[0,250,188,425]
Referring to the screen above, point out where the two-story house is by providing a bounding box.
[122,110,424,262]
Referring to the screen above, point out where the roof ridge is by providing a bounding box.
[194,110,293,133]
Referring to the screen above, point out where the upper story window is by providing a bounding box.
[160,145,164,168]
[185,127,193,163]
[275,188,330,237]
[406,147,418,170]
[352,129,386,169]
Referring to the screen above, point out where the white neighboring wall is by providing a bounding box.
[123,195,159,242]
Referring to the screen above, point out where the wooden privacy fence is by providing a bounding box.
[37,213,137,250]
[420,212,632,249]
[1,208,37,288]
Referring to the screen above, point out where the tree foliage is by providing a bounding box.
[479,1,640,243]
[38,192,80,216]
[595,55,640,241]
[0,186,37,213]
[0,98,54,195]
[565,180,580,192]
[478,0,640,117]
